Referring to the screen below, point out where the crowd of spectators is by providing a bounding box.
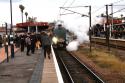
[91,24,125,39]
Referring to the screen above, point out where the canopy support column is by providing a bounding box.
[28,26,30,33]
[36,26,38,33]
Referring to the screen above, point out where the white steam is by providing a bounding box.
[65,17,89,42]
[58,16,89,51]
[93,17,106,25]
[66,40,79,51]
[56,15,105,51]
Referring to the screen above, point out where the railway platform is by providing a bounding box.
[41,46,64,83]
[0,46,63,83]
[0,46,19,63]
[41,57,58,83]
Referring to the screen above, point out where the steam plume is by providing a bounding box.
[56,15,105,51]
[58,16,89,51]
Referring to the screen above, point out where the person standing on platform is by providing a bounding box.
[20,34,25,52]
[41,31,51,59]
[14,34,19,48]
[36,39,41,49]
[0,35,3,47]
[30,33,36,54]
[25,34,31,56]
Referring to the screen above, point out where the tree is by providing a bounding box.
[121,14,123,19]
[25,12,28,22]
[19,4,25,23]
[27,17,37,22]
[101,13,104,17]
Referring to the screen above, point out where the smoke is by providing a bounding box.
[93,17,106,25]
[56,16,89,51]
[55,15,106,51]
[66,17,89,40]
[66,40,79,51]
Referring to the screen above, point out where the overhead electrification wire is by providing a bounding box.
[109,7,125,15]
[59,0,71,16]
[92,6,105,14]
[92,0,125,17]
[62,0,69,7]
[108,0,125,15]
[60,0,76,14]
[58,0,69,19]
[60,6,91,8]
[111,0,124,4]
[60,7,89,17]
[113,5,125,6]
[68,0,76,7]
[92,0,124,14]
[60,0,81,17]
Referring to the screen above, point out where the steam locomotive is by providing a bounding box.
[52,24,67,48]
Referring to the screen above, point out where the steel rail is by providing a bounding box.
[55,49,105,83]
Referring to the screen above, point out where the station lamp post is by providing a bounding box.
[4,23,9,62]
[10,0,14,58]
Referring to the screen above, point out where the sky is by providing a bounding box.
[0,0,125,26]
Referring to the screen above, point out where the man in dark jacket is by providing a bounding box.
[30,33,36,54]
[0,35,3,47]
[20,34,25,52]
[41,31,51,59]
[25,35,31,56]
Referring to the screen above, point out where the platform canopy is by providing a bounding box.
[16,22,49,28]
[107,19,122,25]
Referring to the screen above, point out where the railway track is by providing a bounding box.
[54,48,104,83]
[91,37,125,50]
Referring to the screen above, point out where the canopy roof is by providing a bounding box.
[107,19,122,24]
[16,22,49,28]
